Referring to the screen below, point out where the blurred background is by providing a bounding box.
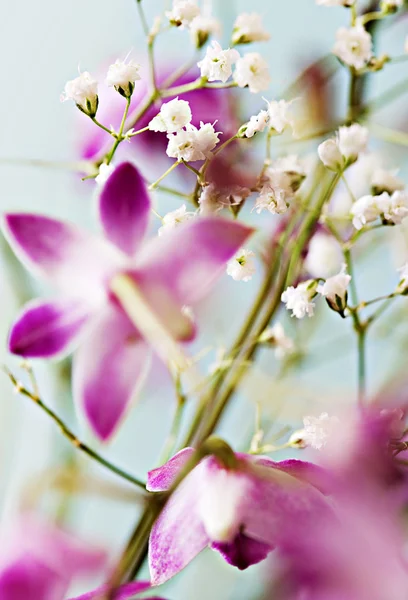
[0,1,407,598]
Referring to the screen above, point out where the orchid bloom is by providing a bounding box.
[0,516,105,600]
[3,162,253,441]
[146,448,331,585]
[69,581,166,600]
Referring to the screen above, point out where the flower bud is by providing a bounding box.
[189,16,221,49]
[318,264,351,317]
[231,13,270,45]
[106,59,141,98]
[318,139,343,171]
[62,72,98,117]
[380,0,402,14]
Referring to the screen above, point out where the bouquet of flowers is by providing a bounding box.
[1,0,408,598]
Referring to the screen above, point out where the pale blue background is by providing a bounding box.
[0,1,407,598]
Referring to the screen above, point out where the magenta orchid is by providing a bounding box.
[69,580,166,600]
[0,516,105,600]
[146,447,331,585]
[3,162,253,441]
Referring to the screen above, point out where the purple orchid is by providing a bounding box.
[69,580,166,600]
[3,162,253,441]
[0,516,105,600]
[146,448,332,585]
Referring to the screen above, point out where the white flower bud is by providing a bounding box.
[371,168,405,195]
[318,264,351,315]
[338,123,368,163]
[189,16,221,48]
[243,110,270,138]
[166,122,220,162]
[106,59,141,98]
[318,139,343,171]
[305,233,343,279]
[231,13,270,45]
[226,249,256,282]
[62,71,98,117]
[95,163,115,186]
[302,413,339,450]
[233,53,271,94]
[198,41,240,83]
[380,0,403,13]
[281,280,317,319]
[259,323,296,358]
[166,0,200,28]
[333,26,373,70]
[149,98,192,133]
[266,99,295,134]
[158,205,195,236]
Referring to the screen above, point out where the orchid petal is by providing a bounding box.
[255,457,332,495]
[8,298,90,359]
[211,532,272,570]
[73,305,151,441]
[2,214,121,304]
[147,448,194,492]
[149,464,209,585]
[135,217,254,306]
[98,162,151,256]
[68,581,153,600]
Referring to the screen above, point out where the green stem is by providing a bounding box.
[105,97,132,165]
[91,117,114,135]
[159,375,186,464]
[368,122,408,147]
[357,327,366,405]
[149,160,181,189]
[136,0,157,93]
[5,369,146,490]
[344,247,359,306]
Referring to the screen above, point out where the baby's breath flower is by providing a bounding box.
[166,0,200,27]
[61,72,98,117]
[233,53,271,94]
[266,99,295,134]
[281,281,317,319]
[318,139,343,171]
[302,413,340,450]
[338,124,369,163]
[197,41,240,83]
[149,98,192,133]
[189,15,221,48]
[318,264,351,315]
[95,163,115,186]
[350,193,386,230]
[259,323,295,358]
[371,169,405,195]
[166,122,220,161]
[106,59,141,98]
[231,13,270,45]
[333,25,373,70]
[158,205,195,236]
[305,233,343,279]
[243,110,270,138]
[226,248,256,282]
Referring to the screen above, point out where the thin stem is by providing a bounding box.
[369,122,408,147]
[159,374,186,464]
[4,368,146,490]
[182,161,202,179]
[91,117,113,135]
[357,327,366,405]
[136,0,158,93]
[149,160,181,189]
[105,97,132,165]
[161,78,206,97]
[344,247,359,306]
[362,78,408,115]
[128,125,150,137]
[359,10,384,25]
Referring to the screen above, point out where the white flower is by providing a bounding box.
[95,163,115,185]
[166,0,200,27]
[158,205,195,236]
[233,53,271,94]
[385,191,408,225]
[318,264,351,314]
[272,155,306,187]
[259,323,295,358]
[333,26,373,70]
[197,41,240,83]
[62,71,98,116]
[266,99,295,134]
[106,59,141,97]
[372,168,405,195]
[166,122,220,161]
[149,98,192,133]
[350,193,384,229]
[189,16,221,48]
[226,248,256,282]
[198,184,248,215]
[232,13,270,45]
[302,413,339,450]
[281,281,317,319]
[338,123,369,162]
[243,110,270,138]
[318,139,343,171]
[255,171,293,215]
[305,233,343,279]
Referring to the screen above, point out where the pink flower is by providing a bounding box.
[3,162,253,441]
[69,581,166,600]
[0,516,105,600]
[146,448,331,585]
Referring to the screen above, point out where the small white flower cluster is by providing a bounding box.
[232,13,270,45]
[198,41,271,94]
[226,248,256,282]
[198,184,250,216]
[259,323,296,359]
[255,155,306,215]
[282,265,351,319]
[301,413,340,451]
[62,59,141,116]
[166,0,220,47]
[242,98,296,139]
[318,123,369,170]
[351,190,408,230]
[158,204,195,236]
[332,25,373,70]
[148,98,220,161]
[371,168,405,195]
[305,232,343,279]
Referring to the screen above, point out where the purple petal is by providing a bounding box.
[254,457,332,495]
[2,214,122,304]
[147,448,194,492]
[149,465,209,585]
[98,162,151,256]
[68,581,152,600]
[211,532,272,570]
[8,298,90,359]
[0,557,62,600]
[73,305,151,441]
[134,217,254,306]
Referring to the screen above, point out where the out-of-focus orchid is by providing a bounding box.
[69,580,166,600]
[146,448,331,585]
[0,516,105,600]
[3,162,253,441]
